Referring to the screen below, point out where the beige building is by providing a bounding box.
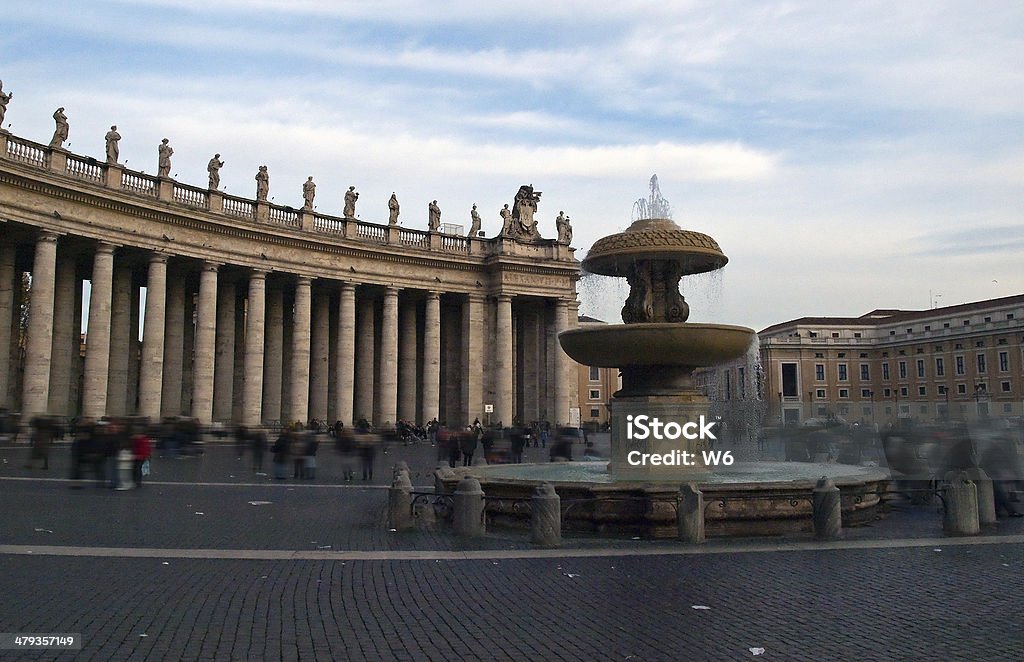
[0,127,579,428]
[574,315,620,429]
[752,295,1024,426]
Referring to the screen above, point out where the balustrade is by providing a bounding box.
[399,228,429,248]
[223,195,255,219]
[65,154,104,182]
[121,169,158,196]
[313,215,345,235]
[356,222,387,243]
[5,136,47,167]
[173,183,210,208]
[441,234,469,252]
[267,204,300,227]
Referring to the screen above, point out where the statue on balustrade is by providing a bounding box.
[344,186,359,218]
[468,204,482,236]
[499,204,513,237]
[388,192,400,225]
[302,176,316,209]
[428,200,441,232]
[511,184,542,240]
[0,81,12,128]
[207,153,225,189]
[555,210,573,244]
[49,107,68,149]
[255,165,270,201]
[157,138,173,177]
[104,125,121,164]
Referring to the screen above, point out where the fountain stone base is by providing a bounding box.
[609,390,714,482]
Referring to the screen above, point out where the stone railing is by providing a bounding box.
[0,129,576,262]
[356,221,387,243]
[222,194,255,219]
[313,214,346,235]
[121,169,157,197]
[65,153,104,183]
[5,134,47,167]
[267,205,300,228]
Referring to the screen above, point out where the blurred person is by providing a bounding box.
[131,422,153,486]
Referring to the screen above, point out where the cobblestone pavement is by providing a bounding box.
[2,440,1023,660]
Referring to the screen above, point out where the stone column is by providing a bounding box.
[82,242,117,419]
[462,294,485,426]
[128,283,141,415]
[0,243,14,409]
[421,291,441,425]
[48,252,77,416]
[552,298,571,425]
[105,263,133,416]
[139,254,168,421]
[398,295,418,423]
[191,262,218,425]
[242,270,267,427]
[354,292,375,423]
[262,284,284,424]
[308,287,330,422]
[213,280,235,422]
[494,295,514,428]
[334,283,356,426]
[378,287,399,427]
[161,272,186,417]
[231,287,246,422]
[289,276,312,426]
[22,232,59,419]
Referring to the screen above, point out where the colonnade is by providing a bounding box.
[0,233,578,428]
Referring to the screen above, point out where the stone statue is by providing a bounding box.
[511,184,542,240]
[49,107,68,149]
[255,165,269,201]
[207,153,225,190]
[555,210,572,244]
[343,186,359,218]
[157,138,173,177]
[104,125,121,164]
[302,176,316,209]
[388,192,400,225]
[468,204,481,236]
[428,200,441,231]
[499,204,513,236]
[0,81,12,128]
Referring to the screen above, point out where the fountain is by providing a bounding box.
[441,177,888,537]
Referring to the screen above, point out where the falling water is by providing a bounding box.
[631,174,673,220]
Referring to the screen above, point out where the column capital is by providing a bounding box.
[249,269,268,280]
[496,293,514,303]
[426,290,441,300]
[37,230,62,244]
[201,261,222,273]
[465,292,486,304]
[340,281,357,293]
[295,275,314,286]
[384,286,400,297]
[95,241,119,255]
[148,252,170,265]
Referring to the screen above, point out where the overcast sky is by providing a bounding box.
[2,1,1022,331]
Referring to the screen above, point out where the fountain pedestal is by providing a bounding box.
[609,393,713,481]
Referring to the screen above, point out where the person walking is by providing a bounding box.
[131,424,153,487]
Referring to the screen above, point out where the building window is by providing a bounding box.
[781,363,798,397]
[738,367,746,399]
[860,364,870,380]
[817,406,827,416]
[589,366,600,381]
[900,386,908,397]
[815,388,826,398]
[976,341,985,348]
[943,323,950,328]
[963,320,970,326]
[916,359,925,379]
[590,408,600,418]
[861,388,872,398]
[838,352,846,358]
[832,332,840,338]
[938,385,947,395]
[882,363,890,380]
[883,388,891,397]
[999,351,1009,372]
[839,389,849,399]
[814,352,824,358]
[898,361,907,379]
[854,333,862,338]
[957,384,967,395]
[1008,313,1015,320]
[977,354,987,374]
[955,356,965,376]
[906,328,913,334]
[724,371,732,400]
[862,406,871,415]
[589,389,601,400]
[918,386,926,396]
[924,325,931,331]
[838,364,848,381]
[920,404,928,415]
[1002,381,1012,393]
[815,364,825,381]
[936,357,945,377]
[984,316,991,322]
[809,332,817,338]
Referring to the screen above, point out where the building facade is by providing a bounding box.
[574,315,620,430]
[754,296,1024,426]
[0,128,580,428]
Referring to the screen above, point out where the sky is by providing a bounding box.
[2,1,1022,331]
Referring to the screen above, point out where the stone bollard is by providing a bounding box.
[677,483,705,544]
[812,476,842,540]
[434,465,455,496]
[943,472,980,536]
[116,449,135,491]
[393,461,410,479]
[531,482,561,547]
[388,472,413,531]
[964,468,996,526]
[452,477,486,537]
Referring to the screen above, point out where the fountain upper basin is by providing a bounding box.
[558,322,756,368]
